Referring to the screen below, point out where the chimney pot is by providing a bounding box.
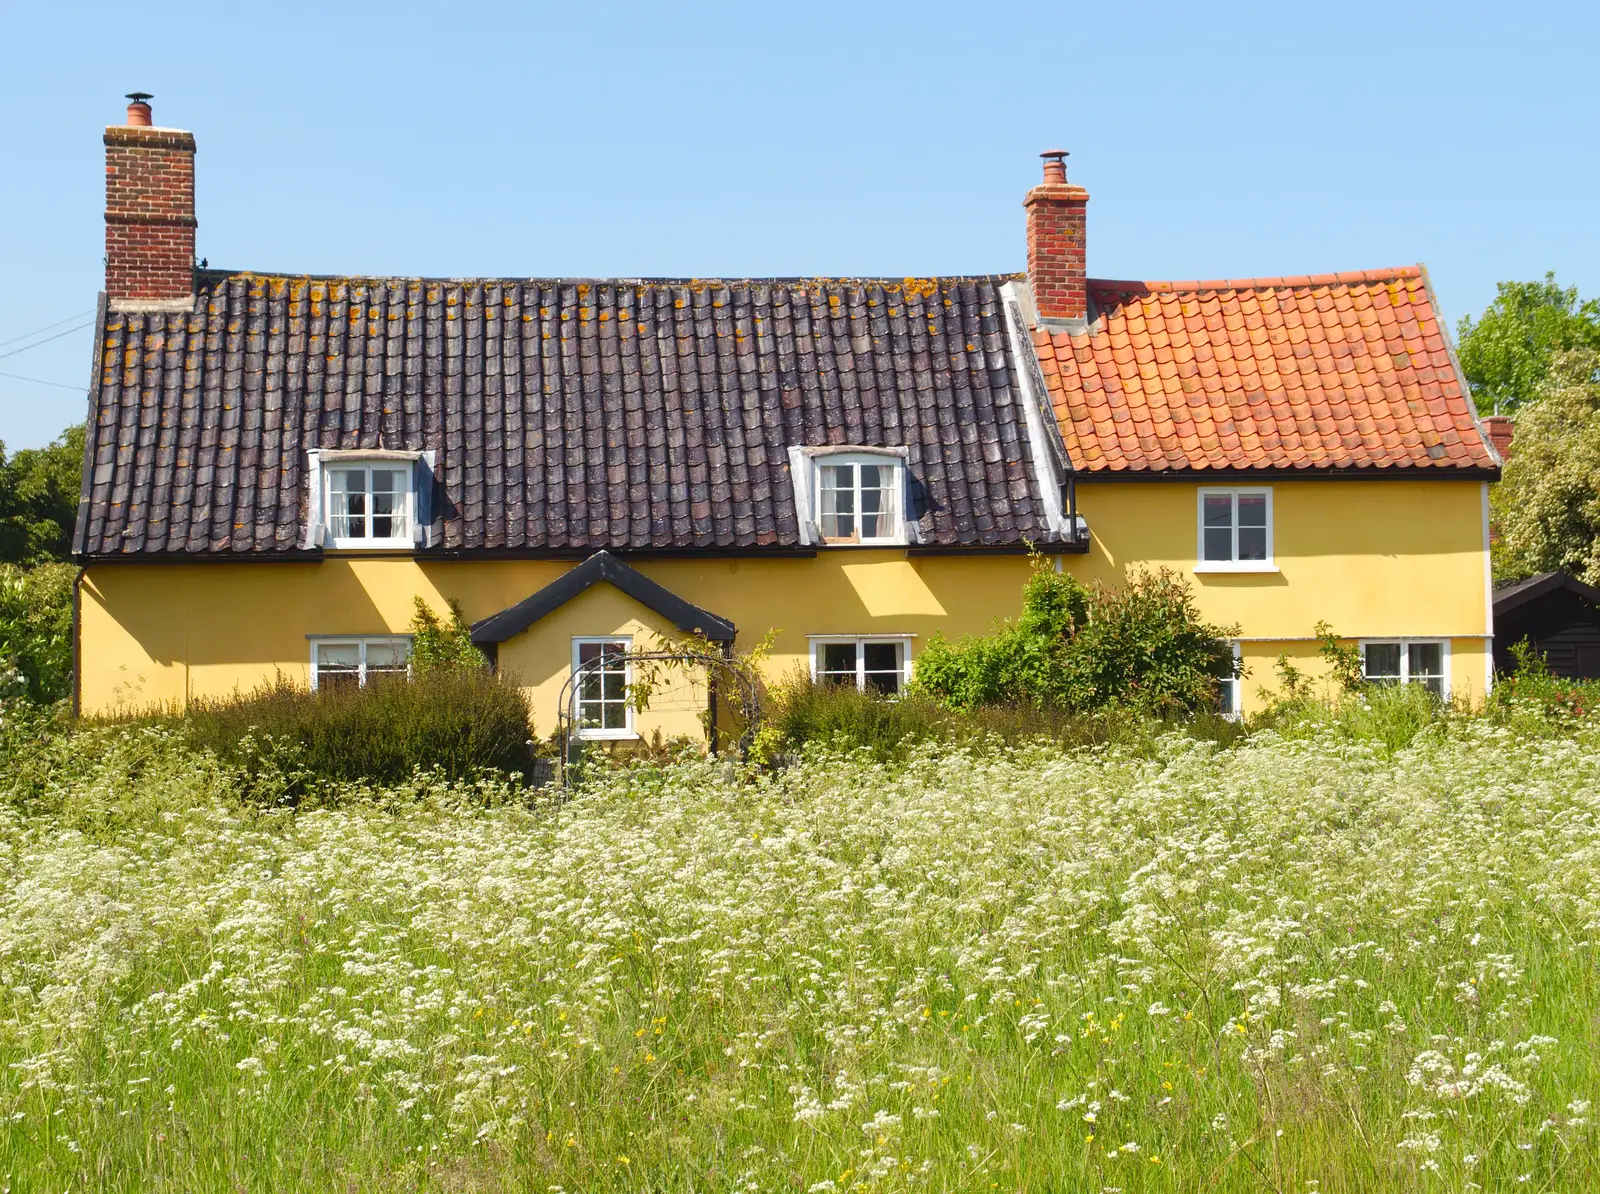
[124,91,153,127]
[1040,149,1068,184]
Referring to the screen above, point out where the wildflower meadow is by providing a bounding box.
[2,717,1598,1191]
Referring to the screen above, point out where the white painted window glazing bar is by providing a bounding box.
[1196,487,1273,569]
[309,637,412,690]
[814,455,904,545]
[572,637,634,739]
[807,635,914,694]
[1219,641,1243,719]
[1360,638,1450,698]
[325,464,413,547]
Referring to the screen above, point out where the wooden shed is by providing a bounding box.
[1493,571,1600,678]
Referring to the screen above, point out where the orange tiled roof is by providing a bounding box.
[1032,266,1500,475]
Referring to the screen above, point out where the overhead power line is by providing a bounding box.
[0,321,95,361]
[0,309,94,349]
[0,369,84,392]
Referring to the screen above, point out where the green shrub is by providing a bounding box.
[770,675,946,761]
[0,561,74,703]
[409,595,489,670]
[1314,619,1366,693]
[180,667,533,799]
[911,561,1237,715]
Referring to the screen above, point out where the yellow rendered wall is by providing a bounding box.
[77,551,1037,727]
[78,479,1494,721]
[1068,479,1494,706]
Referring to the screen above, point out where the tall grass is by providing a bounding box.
[773,674,1575,764]
[770,675,1249,761]
[1,715,1598,1190]
[1250,679,1447,754]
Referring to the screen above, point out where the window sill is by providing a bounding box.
[574,729,639,742]
[327,538,416,551]
[1194,563,1280,574]
[819,540,910,549]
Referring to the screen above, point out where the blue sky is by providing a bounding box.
[2,0,1596,448]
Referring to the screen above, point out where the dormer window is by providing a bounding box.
[326,463,413,547]
[304,449,435,552]
[328,463,412,546]
[818,457,901,543]
[786,445,912,547]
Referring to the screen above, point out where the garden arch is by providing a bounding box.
[555,647,760,787]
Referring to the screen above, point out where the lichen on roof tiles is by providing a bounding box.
[79,272,1060,557]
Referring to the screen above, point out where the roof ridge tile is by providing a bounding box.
[1089,265,1424,295]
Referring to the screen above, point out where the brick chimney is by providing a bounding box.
[1025,149,1090,331]
[1484,415,1514,462]
[104,93,196,305]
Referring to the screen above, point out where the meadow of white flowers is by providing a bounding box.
[1,719,1597,1191]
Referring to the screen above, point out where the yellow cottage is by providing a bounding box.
[75,103,1502,733]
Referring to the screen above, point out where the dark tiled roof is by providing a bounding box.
[1034,267,1500,475]
[1494,571,1600,616]
[76,271,1063,557]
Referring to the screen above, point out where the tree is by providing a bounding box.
[1456,274,1600,415]
[0,424,85,565]
[1490,349,1600,585]
[0,561,75,703]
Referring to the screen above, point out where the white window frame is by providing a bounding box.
[813,453,907,546]
[1195,487,1276,573]
[324,461,416,549]
[571,636,636,741]
[807,635,915,694]
[1218,641,1244,720]
[309,636,413,690]
[1360,638,1450,698]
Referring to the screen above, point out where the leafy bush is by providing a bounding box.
[0,561,74,703]
[179,667,533,799]
[911,561,1237,715]
[770,675,946,761]
[1314,620,1366,693]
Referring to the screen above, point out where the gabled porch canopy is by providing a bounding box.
[470,551,737,646]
